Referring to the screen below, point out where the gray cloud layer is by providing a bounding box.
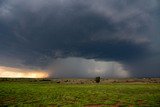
[48,57,129,78]
[0,0,160,77]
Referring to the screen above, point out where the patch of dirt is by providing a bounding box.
[39,104,56,107]
[137,99,144,106]
[48,104,57,107]
[84,104,107,107]
[112,101,121,107]
[84,101,123,107]
[129,104,134,107]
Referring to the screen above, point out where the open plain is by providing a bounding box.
[0,78,160,107]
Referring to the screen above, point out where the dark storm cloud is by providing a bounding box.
[0,0,159,77]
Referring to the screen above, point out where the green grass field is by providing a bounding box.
[0,80,160,107]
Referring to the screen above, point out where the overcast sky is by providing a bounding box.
[0,0,160,78]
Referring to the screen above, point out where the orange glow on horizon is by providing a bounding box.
[0,66,48,78]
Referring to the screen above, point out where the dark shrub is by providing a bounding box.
[41,78,51,81]
[57,81,60,83]
[95,77,100,83]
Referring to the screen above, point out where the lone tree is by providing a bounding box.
[95,76,100,83]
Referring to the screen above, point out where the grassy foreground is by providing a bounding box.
[0,81,160,107]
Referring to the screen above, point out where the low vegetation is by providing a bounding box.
[0,78,160,107]
[95,77,101,83]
